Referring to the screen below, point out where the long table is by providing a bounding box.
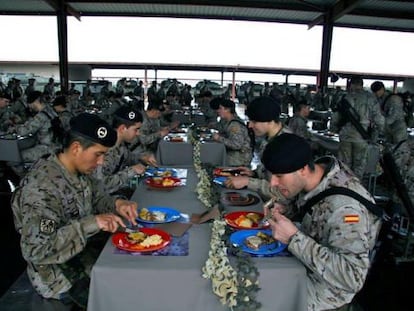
[156,139,227,166]
[88,167,307,311]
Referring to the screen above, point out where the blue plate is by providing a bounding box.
[145,167,178,177]
[137,206,181,224]
[230,229,287,256]
[213,176,228,186]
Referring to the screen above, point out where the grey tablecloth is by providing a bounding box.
[156,140,227,166]
[88,167,307,311]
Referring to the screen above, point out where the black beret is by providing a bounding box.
[114,106,143,123]
[246,96,281,122]
[219,99,235,110]
[52,95,67,107]
[370,81,384,93]
[70,113,117,147]
[209,97,224,110]
[0,91,12,101]
[27,91,43,104]
[262,133,312,174]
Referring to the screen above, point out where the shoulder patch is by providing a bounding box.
[344,214,359,223]
[40,218,56,234]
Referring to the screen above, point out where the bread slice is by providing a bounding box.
[245,235,263,250]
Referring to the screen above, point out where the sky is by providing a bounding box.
[0,15,413,87]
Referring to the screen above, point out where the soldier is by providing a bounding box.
[93,105,157,194]
[52,95,73,132]
[262,133,382,311]
[198,90,217,127]
[11,113,138,308]
[43,77,56,100]
[330,76,384,179]
[139,102,170,153]
[24,78,36,97]
[0,91,15,132]
[225,96,291,201]
[288,99,312,140]
[8,91,58,162]
[147,80,158,105]
[133,80,145,101]
[212,99,252,166]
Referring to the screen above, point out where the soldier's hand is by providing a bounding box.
[115,199,138,226]
[141,153,157,167]
[160,128,169,137]
[268,210,298,244]
[237,166,253,177]
[95,213,125,233]
[225,176,249,189]
[132,163,146,175]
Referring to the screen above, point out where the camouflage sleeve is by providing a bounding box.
[139,122,161,145]
[93,165,135,194]
[218,122,247,150]
[17,187,100,265]
[385,96,404,127]
[370,97,385,134]
[247,177,286,202]
[89,177,119,212]
[15,113,47,137]
[288,202,375,292]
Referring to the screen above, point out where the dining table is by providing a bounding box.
[87,167,307,311]
[309,129,339,155]
[156,133,227,167]
[0,133,36,162]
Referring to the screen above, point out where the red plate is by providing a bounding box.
[145,176,181,189]
[213,167,242,177]
[112,228,171,252]
[224,211,269,230]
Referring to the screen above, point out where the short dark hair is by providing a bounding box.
[370,81,385,93]
[62,131,97,150]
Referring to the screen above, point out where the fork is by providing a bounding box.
[259,197,276,226]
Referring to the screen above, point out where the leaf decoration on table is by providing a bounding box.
[192,129,262,310]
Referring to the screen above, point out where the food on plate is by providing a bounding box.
[244,232,276,250]
[245,236,263,250]
[140,234,163,247]
[126,232,146,244]
[126,232,163,248]
[139,207,166,221]
[150,177,178,187]
[234,212,262,228]
[156,170,172,177]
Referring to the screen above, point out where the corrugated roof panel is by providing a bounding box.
[0,0,53,12]
[339,14,414,30]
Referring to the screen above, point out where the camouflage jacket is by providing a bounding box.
[288,114,312,140]
[331,89,384,142]
[383,94,408,144]
[13,104,57,146]
[288,156,382,310]
[93,141,144,193]
[215,118,252,166]
[11,154,117,299]
[139,112,162,151]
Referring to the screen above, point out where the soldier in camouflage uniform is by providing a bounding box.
[288,99,312,140]
[198,90,218,127]
[330,76,384,179]
[212,99,252,166]
[8,91,58,162]
[93,106,157,194]
[262,133,382,311]
[11,113,138,308]
[225,96,291,201]
[52,95,74,132]
[139,102,169,153]
[0,91,16,132]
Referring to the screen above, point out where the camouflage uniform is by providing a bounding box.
[12,104,58,162]
[9,98,28,123]
[11,154,117,299]
[288,156,382,311]
[100,98,124,125]
[331,89,384,179]
[93,142,145,194]
[247,125,292,201]
[0,106,15,132]
[215,118,252,166]
[139,112,163,152]
[57,108,74,132]
[288,114,312,140]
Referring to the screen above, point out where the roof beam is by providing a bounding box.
[308,0,362,29]
[44,0,81,21]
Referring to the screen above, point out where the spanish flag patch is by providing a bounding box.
[344,214,360,223]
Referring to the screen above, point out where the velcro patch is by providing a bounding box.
[40,218,56,234]
[344,214,360,223]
